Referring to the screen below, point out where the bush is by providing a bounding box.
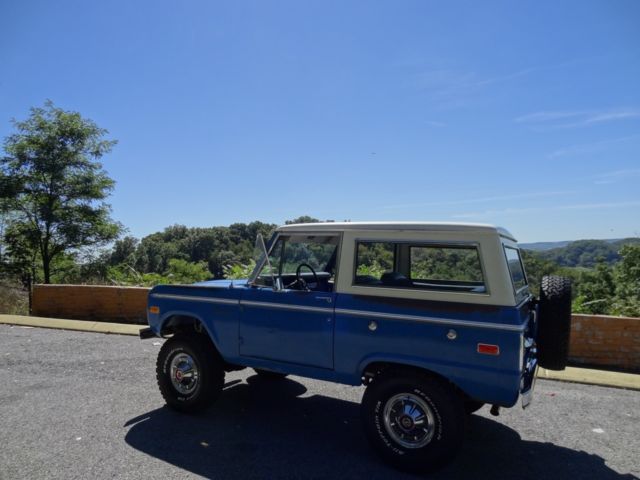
[0,280,28,315]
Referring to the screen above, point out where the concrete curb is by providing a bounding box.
[0,314,141,336]
[1,314,639,391]
[537,366,640,391]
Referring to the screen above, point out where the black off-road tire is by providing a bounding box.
[361,373,465,473]
[156,334,224,413]
[253,368,288,379]
[537,275,572,371]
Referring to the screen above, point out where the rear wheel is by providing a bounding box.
[156,334,224,413]
[361,373,465,473]
[253,368,288,379]
[537,275,572,371]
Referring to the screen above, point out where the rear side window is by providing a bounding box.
[354,241,486,293]
[410,246,484,284]
[504,246,527,291]
[355,242,394,279]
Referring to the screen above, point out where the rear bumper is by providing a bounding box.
[520,353,538,408]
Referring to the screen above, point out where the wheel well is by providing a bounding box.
[161,314,206,336]
[362,361,470,400]
[160,315,236,369]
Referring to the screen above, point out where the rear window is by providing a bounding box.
[504,246,527,291]
[354,241,486,293]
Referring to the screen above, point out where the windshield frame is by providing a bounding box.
[247,232,279,286]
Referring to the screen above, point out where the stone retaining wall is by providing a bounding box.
[569,314,639,372]
[32,284,149,324]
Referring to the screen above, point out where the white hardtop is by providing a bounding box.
[277,222,517,242]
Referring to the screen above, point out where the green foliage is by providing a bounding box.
[224,260,256,279]
[0,101,121,284]
[106,258,210,286]
[356,242,394,276]
[285,216,321,225]
[524,243,640,317]
[411,247,483,282]
[356,261,386,279]
[126,221,277,279]
[611,245,640,317]
[164,258,210,284]
[571,263,616,315]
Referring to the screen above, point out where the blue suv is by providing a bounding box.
[141,222,571,472]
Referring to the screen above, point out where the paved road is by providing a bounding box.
[0,324,638,480]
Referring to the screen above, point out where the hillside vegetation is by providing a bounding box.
[522,238,640,317]
[531,238,640,268]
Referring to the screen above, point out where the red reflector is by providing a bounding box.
[477,343,500,355]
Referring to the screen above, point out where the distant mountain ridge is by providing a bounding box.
[521,238,640,268]
[520,241,572,251]
[520,238,632,251]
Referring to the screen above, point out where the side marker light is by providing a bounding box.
[477,343,500,355]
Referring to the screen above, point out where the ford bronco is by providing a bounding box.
[140,222,571,472]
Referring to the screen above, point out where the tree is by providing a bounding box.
[0,101,121,283]
[109,236,139,266]
[572,263,616,314]
[285,216,321,224]
[613,244,640,317]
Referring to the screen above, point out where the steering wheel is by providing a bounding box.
[294,263,319,291]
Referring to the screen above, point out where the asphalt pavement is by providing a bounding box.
[0,324,638,480]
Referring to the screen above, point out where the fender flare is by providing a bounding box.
[158,309,222,352]
[358,353,468,394]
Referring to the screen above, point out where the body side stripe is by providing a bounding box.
[334,307,525,332]
[240,300,333,314]
[150,293,240,305]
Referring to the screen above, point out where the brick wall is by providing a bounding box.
[32,284,150,324]
[569,314,640,372]
[31,285,640,372]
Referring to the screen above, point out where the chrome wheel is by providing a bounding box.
[383,393,436,449]
[169,352,199,394]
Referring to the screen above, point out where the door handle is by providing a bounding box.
[315,296,332,304]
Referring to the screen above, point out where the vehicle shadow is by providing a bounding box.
[124,376,637,480]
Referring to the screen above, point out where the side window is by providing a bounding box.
[409,245,486,293]
[354,242,395,285]
[354,241,486,293]
[504,246,527,291]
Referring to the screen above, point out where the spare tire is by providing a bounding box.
[537,275,572,371]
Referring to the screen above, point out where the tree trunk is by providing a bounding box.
[42,255,51,284]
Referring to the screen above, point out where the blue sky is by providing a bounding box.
[1,0,639,242]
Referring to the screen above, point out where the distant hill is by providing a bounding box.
[522,238,640,268]
[520,241,572,251]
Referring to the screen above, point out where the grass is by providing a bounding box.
[0,281,29,315]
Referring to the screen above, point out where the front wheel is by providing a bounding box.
[361,374,465,473]
[156,334,224,413]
